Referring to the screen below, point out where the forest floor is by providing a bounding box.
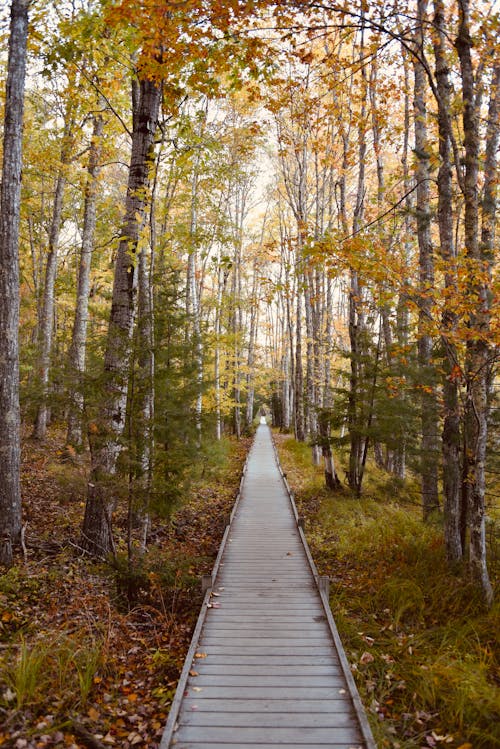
[0,426,250,749]
[273,432,500,749]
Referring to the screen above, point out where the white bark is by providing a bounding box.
[0,0,29,565]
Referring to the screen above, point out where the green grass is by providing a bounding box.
[1,631,104,713]
[275,432,500,749]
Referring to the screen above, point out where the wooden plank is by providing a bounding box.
[191,646,336,656]
[179,712,358,728]
[182,698,354,713]
[201,626,330,636]
[191,664,340,675]
[187,655,336,666]
[201,637,330,646]
[175,741,363,749]
[183,686,351,699]
[187,674,346,688]
[173,726,363,744]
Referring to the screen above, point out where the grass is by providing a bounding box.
[275,433,500,749]
[1,631,105,713]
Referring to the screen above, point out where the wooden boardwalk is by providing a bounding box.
[161,423,376,749]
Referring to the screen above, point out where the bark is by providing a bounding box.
[186,135,203,444]
[214,263,224,440]
[0,0,29,566]
[33,114,74,439]
[133,245,154,549]
[433,0,462,560]
[294,263,305,442]
[457,2,496,605]
[414,0,440,519]
[245,261,260,430]
[81,77,161,557]
[394,45,412,481]
[66,113,105,449]
[347,24,367,493]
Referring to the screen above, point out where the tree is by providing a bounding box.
[81,75,162,556]
[0,0,29,566]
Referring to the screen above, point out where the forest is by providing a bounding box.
[0,0,499,747]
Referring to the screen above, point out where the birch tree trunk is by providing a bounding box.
[457,2,496,604]
[245,260,259,430]
[81,77,161,557]
[348,23,367,493]
[413,0,440,519]
[0,0,28,566]
[433,0,462,559]
[66,112,105,449]
[186,140,203,445]
[33,114,74,439]
[133,244,154,549]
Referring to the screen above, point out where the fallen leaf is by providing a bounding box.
[360,651,375,664]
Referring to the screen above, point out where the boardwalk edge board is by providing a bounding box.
[159,453,250,749]
[270,433,377,749]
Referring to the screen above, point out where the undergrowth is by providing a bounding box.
[275,432,500,749]
[0,427,250,748]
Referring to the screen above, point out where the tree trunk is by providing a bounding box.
[347,22,367,493]
[0,0,29,566]
[245,261,259,430]
[33,114,73,439]
[81,77,161,557]
[414,0,440,519]
[433,0,462,560]
[133,245,154,548]
[294,264,305,442]
[457,3,496,605]
[66,113,105,449]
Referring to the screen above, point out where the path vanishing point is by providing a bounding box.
[161,422,376,749]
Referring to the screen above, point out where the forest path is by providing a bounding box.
[160,423,375,749]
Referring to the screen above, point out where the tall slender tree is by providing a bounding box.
[0,0,29,566]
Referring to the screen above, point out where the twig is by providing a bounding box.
[20,522,28,563]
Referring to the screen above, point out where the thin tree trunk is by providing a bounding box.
[457,3,495,604]
[133,245,154,548]
[414,0,440,519]
[186,141,203,445]
[0,0,28,566]
[433,0,462,560]
[81,77,161,557]
[348,21,367,493]
[294,262,305,442]
[214,263,224,440]
[245,261,259,430]
[66,112,105,449]
[394,45,412,481]
[33,115,74,439]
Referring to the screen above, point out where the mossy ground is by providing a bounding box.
[275,432,499,749]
